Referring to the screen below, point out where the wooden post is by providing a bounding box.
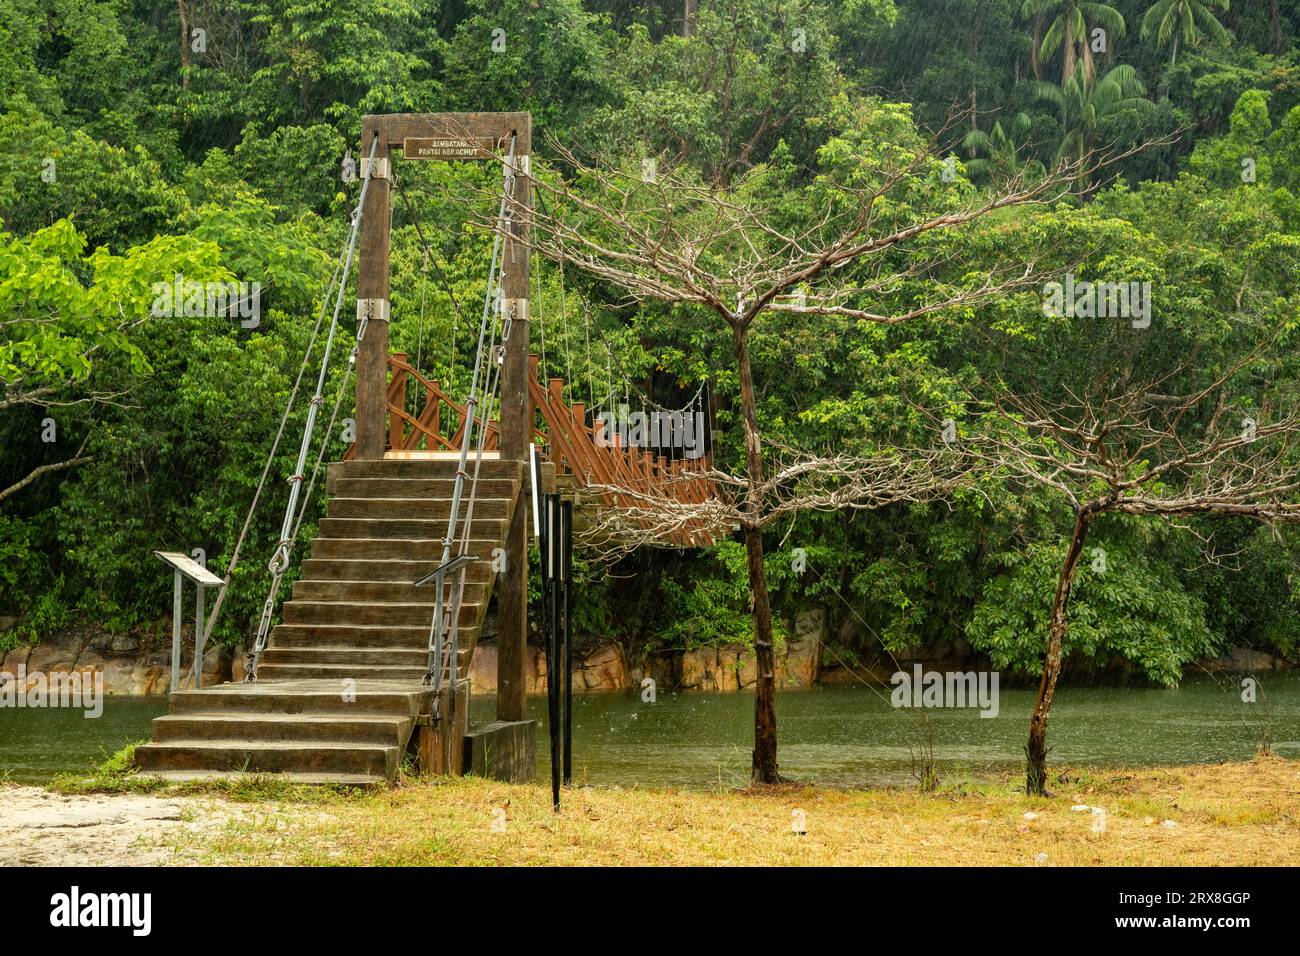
[419,680,473,776]
[388,352,408,451]
[418,720,435,776]
[451,679,470,774]
[497,116,532,722]
[354,125,392,461]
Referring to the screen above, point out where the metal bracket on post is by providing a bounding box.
[357,298,390,325]
[502,298,528,344]
[360,157,390,180]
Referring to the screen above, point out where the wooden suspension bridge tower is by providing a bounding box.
[354,112,534,730]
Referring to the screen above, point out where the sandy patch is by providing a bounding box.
[0,785,230,866]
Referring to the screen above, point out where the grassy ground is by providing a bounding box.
[90,755,1298,866]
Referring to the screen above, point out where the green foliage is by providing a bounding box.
[968,530,1216,684]
[0,0,1298,688]
[0,105,187,249]
[1022,0,1127,83]
[962,113,1044,183]
[232,125,350,217]
[655,543,758,650]
[445,0,614,133]
[1141,0,1231,64]
[1031,63,1157,174]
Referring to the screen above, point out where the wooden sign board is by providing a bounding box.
[403,137,496,161]
[153,550,224,587]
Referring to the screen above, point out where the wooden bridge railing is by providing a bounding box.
[346,353,719,546]
[343,352,499,459]
[389,351,500,453]
[526,355,718,547]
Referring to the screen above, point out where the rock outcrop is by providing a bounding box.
[0,626,231,696]
[10,606,1287,697]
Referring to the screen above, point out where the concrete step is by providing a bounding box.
[260,647,428,667]
[256,663,430,683]
[318,517,507,540]
[166,681,431,718]
[299,558,493,583]
[291,579,490,604]
[128,446,524,787]
[327,497,511,520]
[260,647,473,671]
[133,739,400,777]
[149,713,413,745]
[269,623,475,649]
[327,477,521,499]
[134,769,388,787]
[282,600,483,627]
[310,537,503,561]
[329,459,525,481]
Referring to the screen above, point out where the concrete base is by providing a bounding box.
[463,720,537,783]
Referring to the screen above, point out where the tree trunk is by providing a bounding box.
[1171,34,1179,65]
[178,0,191,92]
[683,0,697,38]
[732,322,780,784]
[1080,23,1095,85]
[1062,21,1077,84]
[1031,15,1043,81]
[1026,510,1091,796]
[1271,1,1282,55]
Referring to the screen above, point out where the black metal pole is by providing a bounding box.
[562,499,573,786]
[545,494,561,811]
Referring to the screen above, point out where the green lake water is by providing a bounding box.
[1,674,1296,788]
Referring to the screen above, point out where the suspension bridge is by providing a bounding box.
[131,113,719,786]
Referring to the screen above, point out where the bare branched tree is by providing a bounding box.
[949,332,1300,795]
[448,110,1161,784]
[576,443,971,558]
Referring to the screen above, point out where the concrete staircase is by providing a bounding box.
[133,456,523,786]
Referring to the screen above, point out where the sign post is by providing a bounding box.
[154,551,224,691]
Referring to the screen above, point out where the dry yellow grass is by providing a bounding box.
[164,756,1300,866]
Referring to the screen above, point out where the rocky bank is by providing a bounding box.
[0,607,1291,697]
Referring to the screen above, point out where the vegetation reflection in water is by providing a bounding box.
[470,675,1298,789]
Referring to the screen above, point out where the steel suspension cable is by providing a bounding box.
[197,200,356,651]
[394,171,467,385]
[440,288,506,690]
[245,133,379,680]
